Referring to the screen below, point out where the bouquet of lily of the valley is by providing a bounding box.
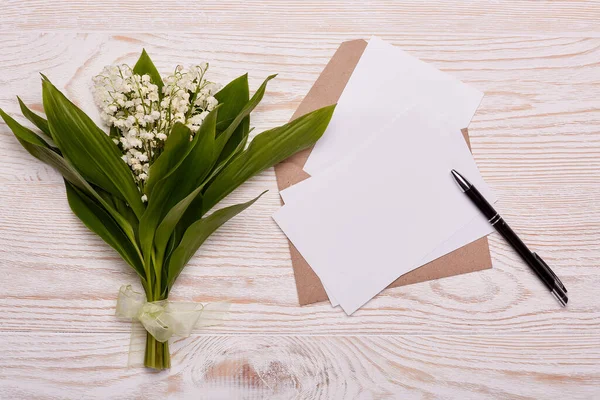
[0,50,334,369]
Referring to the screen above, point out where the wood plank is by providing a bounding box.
[0,333,598,399]
[1,1,599,35]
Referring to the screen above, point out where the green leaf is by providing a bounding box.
[1,105,58,152]
[17,96,60,152]
[139,108,219,268]
[204,126,252,191]
[216,116,248,165]
[1,107,140,250]
[2,106,94,193]
[153,184,204,278]
[214,74,276,158]
[202,104,335,213]
[144,123,194,196]
[65,181,146,282]
[133,49,164,96]
[213,74,250,167]
[17,96,51,138]
[162,190,200,282]
[166,116,248,263]
[41,78,145,218]
[97,186,140,242]
[0,108,49,148]
[225,126,250,162]
[166,191,266,291]
[109,125,120,140]
[214,73,249,131]
[165,106,219,209]
[152,108,219,270]
[171,191,204,256]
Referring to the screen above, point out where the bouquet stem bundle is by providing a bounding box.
[146,333,170,369]
[0,50,334,369]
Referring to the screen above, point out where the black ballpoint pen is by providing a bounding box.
[450,169,568,307]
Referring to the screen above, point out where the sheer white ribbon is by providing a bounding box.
[115,285,230,365]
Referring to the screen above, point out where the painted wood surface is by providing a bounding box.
[0,2,599,398]
[1,333,599,399]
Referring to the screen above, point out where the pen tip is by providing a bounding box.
[450,169,471,192]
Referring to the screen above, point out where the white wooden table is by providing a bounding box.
[0,2,599,398]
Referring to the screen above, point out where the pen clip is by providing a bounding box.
[532,252,567,293]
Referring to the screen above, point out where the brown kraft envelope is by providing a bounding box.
[274,39,492,306]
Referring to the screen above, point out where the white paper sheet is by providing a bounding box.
[280,202,493,308]
[282,179,495,308]
[281,126,496,309]
[303,36,484,176]
[273,109,494,315]
[283,36,487,308]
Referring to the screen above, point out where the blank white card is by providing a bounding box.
[273,109,495,315]
[279,37,492,309]
[303,36,484,176]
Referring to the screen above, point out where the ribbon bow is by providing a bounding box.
[116,285,230,343]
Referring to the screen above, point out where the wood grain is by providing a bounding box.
[2,1,600,35]
[1,333,599,399]
[0,1,599,397]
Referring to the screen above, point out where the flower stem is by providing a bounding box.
[142,266,171,370]
[144,331,171,370]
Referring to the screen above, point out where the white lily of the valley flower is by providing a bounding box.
[92,63,220,189]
